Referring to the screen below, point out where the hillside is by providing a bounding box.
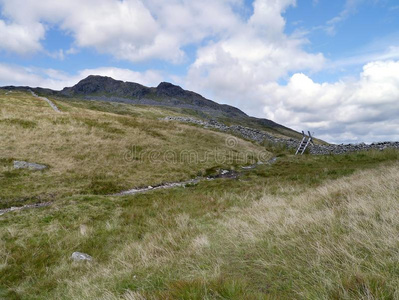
[1,89,399,299]
[2,75,302,140]
[0,90,270,208]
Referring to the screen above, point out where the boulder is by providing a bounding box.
[13,160,47,170]
[71,252,93,261]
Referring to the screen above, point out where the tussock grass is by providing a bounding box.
[0,92,269,207]
[0,118,37,129]
[0,150,398,299]
[1,91,399,299]
[214,163,399,299]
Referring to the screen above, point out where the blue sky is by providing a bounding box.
[0,0,398,143]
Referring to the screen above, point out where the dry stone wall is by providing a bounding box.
[162,116,399,155]
[310,142,399,155]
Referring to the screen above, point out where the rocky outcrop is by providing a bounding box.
[156,82,187,98]
[13,160,47,170]
[162,116,399,155]
[61,75,151,99]
[59,75,248,118]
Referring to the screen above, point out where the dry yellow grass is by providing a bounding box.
[1,90,398,299]
[0,91,270,204]
[21,161,395,299]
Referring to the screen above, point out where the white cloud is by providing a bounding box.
[185,0,324,111]
[0,20,44,54]
[331,46,399,69]
[0,0,242,62]
[262,60,399,143]
[181,0,399,143]
[0,0,398,144]
[325,0,368,35]
[0,64,163,90]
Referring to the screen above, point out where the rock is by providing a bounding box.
[71,252,93,261]
[30,90,60,113]
[61,75,151,98]
[0,202,52,216]
[241,165,255,170]
[267,157,278,164]
[13,160,47,170]
[59,75,248,118]
[156,82,186,97]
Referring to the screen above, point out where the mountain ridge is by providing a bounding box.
[60,75,248,118]
[1,75,300,138]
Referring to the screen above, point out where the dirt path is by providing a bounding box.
[30,90,61,112]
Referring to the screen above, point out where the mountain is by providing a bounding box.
[2,75,301,138]
[59,75,248,118]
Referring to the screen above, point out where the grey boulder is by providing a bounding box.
[13,160,47,170]
[71,252,93,261]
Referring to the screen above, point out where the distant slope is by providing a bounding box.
[1,75,301,139]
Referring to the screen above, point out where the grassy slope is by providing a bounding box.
[50,92,305,142]
[0,149,398,299]
[0,91,399,299]
[0,91,269,208]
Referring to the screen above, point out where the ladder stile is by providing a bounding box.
[296,131,314,155]
[295,136,306,155]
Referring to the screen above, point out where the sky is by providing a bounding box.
[0,0,399,143]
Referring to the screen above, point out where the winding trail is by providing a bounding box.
[30,90,61,112]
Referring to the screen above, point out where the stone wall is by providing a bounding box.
[310,142,399,155]
[162,116,399,155]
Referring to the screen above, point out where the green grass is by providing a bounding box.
[0,92,268,207]
[1,149,398,299]
[0,91,399,299]
[249,149,399,189]
[0,118,37,129]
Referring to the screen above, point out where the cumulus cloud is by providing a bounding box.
[0,0,398,143]
[0,20,44,54]
[0,0,242,62]
[185,0,325,111]
[180,0,399,143]
[0,64,163,90]
[263,60,399,143]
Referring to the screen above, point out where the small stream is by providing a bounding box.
[113,157,277,196]
[0,202,52,216]
[0,158,277,215]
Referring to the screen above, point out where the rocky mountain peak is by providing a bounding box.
[156,82,186,97]
[61,75,150,98]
